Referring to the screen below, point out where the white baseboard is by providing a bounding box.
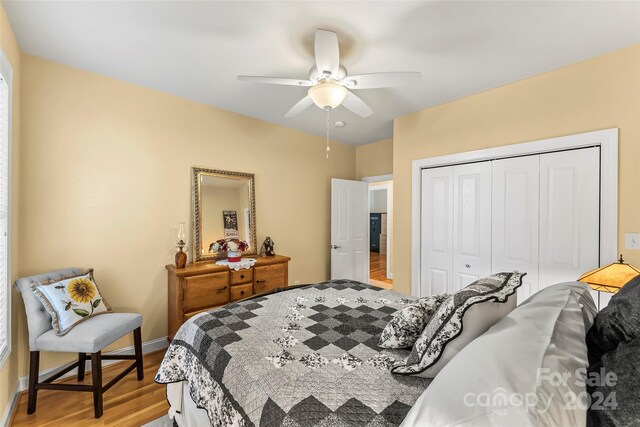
[1,336,168,425]
[0,382,21,427]
[387,273,393,280]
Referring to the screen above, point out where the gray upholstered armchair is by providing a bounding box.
[14,268,144,418]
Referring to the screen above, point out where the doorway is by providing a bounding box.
[330,179,369,282]
[367,178,393,289]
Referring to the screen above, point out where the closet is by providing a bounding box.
[420,147,600,303]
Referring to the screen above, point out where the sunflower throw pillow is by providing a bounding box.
[31,269,112,336]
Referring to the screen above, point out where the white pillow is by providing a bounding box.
[392,272,523,378]
[401,282,597,427]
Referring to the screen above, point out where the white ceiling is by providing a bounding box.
[4,1,640,145]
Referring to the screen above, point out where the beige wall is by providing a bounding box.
[355,138,393,179]
[393,44,640,295]
[0,3,21,419]
[18,54,355,373]
[369,188,387,213]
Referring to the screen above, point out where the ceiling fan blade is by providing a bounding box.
[238,76,312,87]
[315,29,340,77]
[341,91,373,118]
[343,72,421,89]
[284,96,314,118]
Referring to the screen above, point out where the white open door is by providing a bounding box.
[331,178,369,282]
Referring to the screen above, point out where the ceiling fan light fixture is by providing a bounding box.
[308,80,348,110]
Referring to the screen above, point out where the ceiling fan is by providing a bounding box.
[238,29,421,118]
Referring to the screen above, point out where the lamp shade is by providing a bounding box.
[578,255,640,293]
[308,80,348,110]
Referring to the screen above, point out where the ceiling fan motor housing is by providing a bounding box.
[309,65,347,83]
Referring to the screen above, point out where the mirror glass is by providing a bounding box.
[192,168,257,262]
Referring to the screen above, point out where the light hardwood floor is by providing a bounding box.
[370,252,393,289]
[11,350,169,427]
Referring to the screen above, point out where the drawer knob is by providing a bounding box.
[256,280,266,284]
[240,291,245,295]
[240,275,245,279]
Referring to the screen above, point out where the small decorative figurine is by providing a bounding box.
[260,237,275,257]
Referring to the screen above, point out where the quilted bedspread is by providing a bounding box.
[155,280,431,427]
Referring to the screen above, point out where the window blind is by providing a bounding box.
[0,72,9,364]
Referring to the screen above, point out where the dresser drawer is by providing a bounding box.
[230,269,253,285]
[230,283,253,301]
[254,264,286,295]
[183,272,229,313]
[183,307,212,322]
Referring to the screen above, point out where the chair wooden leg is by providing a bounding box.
[27,351,40,414]
[78,353,87,381]
[91,352,103,418]
[133,327,144,381]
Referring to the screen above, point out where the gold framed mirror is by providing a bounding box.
[192,167,257,262]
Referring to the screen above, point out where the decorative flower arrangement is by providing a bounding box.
[209,238,249,262]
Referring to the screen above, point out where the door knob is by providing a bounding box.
[465,264,471,268]
[331,245,342,249]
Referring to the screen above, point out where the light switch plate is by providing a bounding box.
[625,233,640,250]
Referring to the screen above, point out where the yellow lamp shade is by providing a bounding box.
[578,255,640,293]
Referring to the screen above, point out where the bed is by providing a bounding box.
[155,280,431,426]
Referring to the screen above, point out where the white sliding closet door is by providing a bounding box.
[420,146,600,300]
[539,148,600,289]
[452,162,492,291]
[491,156,540,303]
[420,167,454,296]
[420,163,492,296]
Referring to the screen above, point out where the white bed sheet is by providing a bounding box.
[168,381,212,427]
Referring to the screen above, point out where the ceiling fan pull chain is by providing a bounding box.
[326,107,331,159]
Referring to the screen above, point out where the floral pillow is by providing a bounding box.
[378,294,450,349]
[392,272,524,378]
[31,269,112,336]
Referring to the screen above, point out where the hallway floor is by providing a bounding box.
[370,252,393,289]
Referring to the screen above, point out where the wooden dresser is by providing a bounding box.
[166,255,290,340]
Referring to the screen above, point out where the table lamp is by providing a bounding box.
[578,254,640,308]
